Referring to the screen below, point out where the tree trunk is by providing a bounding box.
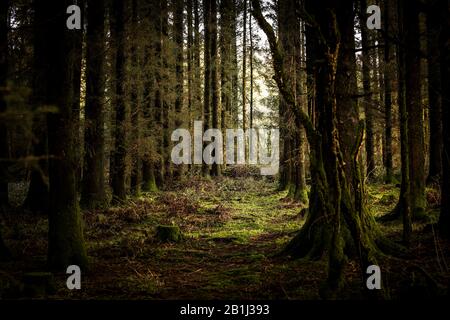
[405,0,426,220]
[252,0,386,298]
[81,0,107,208]
[383,0,394,184]
[242,0,247,133]
[438,0,450,238]
[426,1,443,185]
[173,0,185,177]
[210,0,220,176]
[130,0,142,195]
[220,0,235,155]
[111,0,128,202]
[141,0,158,192]
[44,0,88,270]
[203,0,211,176]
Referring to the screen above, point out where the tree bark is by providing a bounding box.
[111,0,128,202]
[252,0,387,297]
[405,0,426,220]
[81,0,107,208]
[426,1,443,185]
[360,0,375,180]
[44,0,88,270]
[383,0,394,184]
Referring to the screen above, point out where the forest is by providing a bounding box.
[0,0,449,301]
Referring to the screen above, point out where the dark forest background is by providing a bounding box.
[0,0,449,300]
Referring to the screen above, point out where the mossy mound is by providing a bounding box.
[155,225,182,243]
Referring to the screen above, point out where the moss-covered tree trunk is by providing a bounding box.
[81,0,107,208]
[278,0,307,203]
[45,0,88,270]
[252,0,384,297]
[141,0,158,192]
[438,0,450,238]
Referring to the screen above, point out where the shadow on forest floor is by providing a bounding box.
[1,177,449,299]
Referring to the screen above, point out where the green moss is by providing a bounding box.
[155,225,182,242]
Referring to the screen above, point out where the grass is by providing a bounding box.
[0,177,449,299]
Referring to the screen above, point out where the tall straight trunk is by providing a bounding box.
[220,0,235,150]
[210,0,220,176]
[161,1,171,181]
[242,0,247,132]
[174,0,184,177]
[202,0,211,176]
[43,0,87,270]
[426,2,443,185]
[231,3,239,127]
[438,0,450,238]
[383,0,394,184]
[249,4,254,129]
[111,0,128,202]
[396,0,412,243]
[130,0,142,194]
[81,0,107,208]
[24,0,54,214]
[187,0,193,129]
[0,0,10,261]
[0,0,8,208]
[141,0,158,192]
[194,0,202,121]
[360,0,375,179]
[405,0,426,219]
[152,0,165,187]
[278,0,307,202]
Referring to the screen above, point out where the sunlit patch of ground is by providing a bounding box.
[1,177,449,299]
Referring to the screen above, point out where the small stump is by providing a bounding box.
[155,225,182,243]
[23,272,56,297]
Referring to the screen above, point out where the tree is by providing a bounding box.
[278,0,307,203]
[252,0,388,296]
[242,0,248,133]
[405,0,426,220]
[210,0,220,176]
[130,0,142,195]
[203,0,211,176]
[81,0,107,209]
[43,0,88,270]
[360,0,375,180]
[220,0,236,138]
[173,0,185,177]
[438,0,450,238]
[426,0,443,185]
[141,0,158,192]
[383,0,394,184]
[111,0,128,202]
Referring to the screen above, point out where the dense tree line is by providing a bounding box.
[0,0,448,297]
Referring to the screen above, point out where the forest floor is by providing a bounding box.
[1,175,449,299]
